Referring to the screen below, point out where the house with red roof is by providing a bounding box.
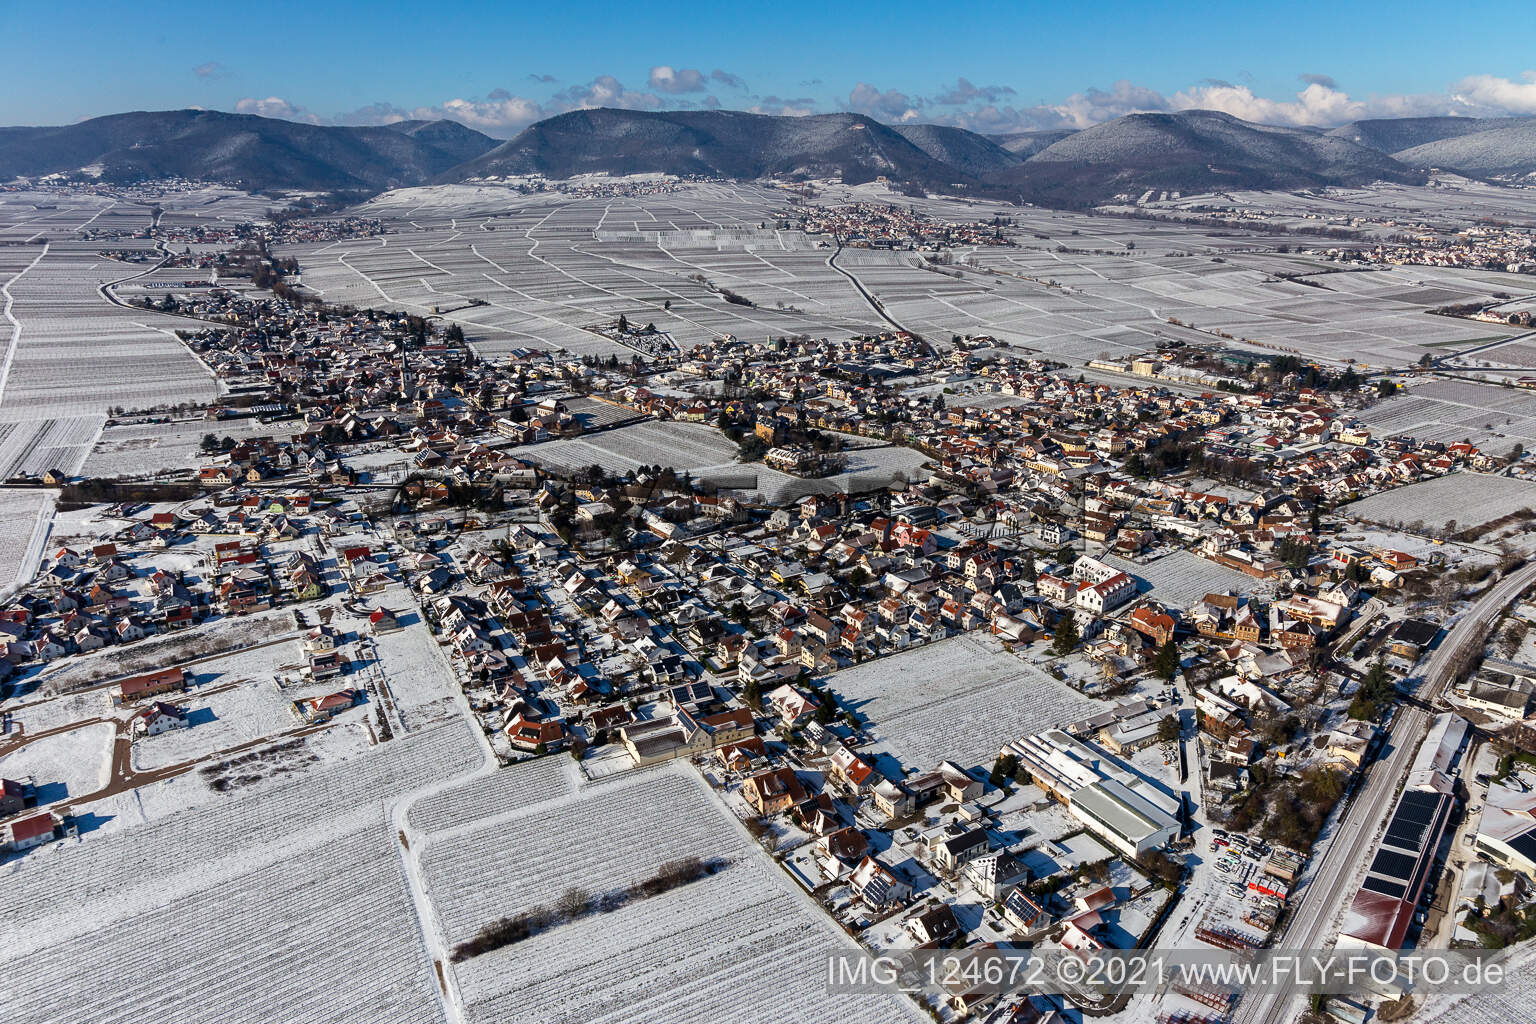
[7,812,58,852]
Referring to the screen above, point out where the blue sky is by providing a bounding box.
[5,0,1536,134]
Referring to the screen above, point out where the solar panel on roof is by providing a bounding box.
[1508,829,1536,863]
[1370,848,1420,882]
[1362,876,1407,899]
[1384,818,1429,851]
[1383,791,1449,851]
[1396,790,1442,823]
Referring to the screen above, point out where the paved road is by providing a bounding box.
[827,241,912,336]
[1236,562,1536,1024]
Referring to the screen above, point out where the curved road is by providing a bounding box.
[827,240,914,337]
[1237,561,1536,1024]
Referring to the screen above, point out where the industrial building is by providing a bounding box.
[1003,728,1180,858]
[1338,714,1467,952]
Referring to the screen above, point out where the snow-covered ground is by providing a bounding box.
[408,753,580,834]
[1,719,483,1024]
[32,606,297,696]
[7,685,112,735]
[0,487,54,600]
[422,759,927,1024]
[827,633,1097,772]
[0,721,114,805]
[1104,548,1266,611]
[1348,471,1536,531]
[365,596,461,731]
[129,670,347,772]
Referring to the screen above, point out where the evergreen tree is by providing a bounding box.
[1051,613,1080,656]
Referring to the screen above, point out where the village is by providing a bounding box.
[4,184,1536,1024]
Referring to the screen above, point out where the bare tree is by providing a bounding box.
[556,887,591,921]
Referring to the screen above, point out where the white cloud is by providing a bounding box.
[747,95,817,117]
[923,73,1536,135]
[847,82,922,122]
[1450,71,1536,116]
[1046,80,1169,128]
[710,69,747,90]
[234,96,320,123]
[421,89,546,132]
[1169,80,1459,126]
[934,78,1016,106]
[193,61,228,80]
[335,101,412,126]
[648,66,707,94]
[553,75,663,112]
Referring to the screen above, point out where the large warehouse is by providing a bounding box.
[1338,714,1467,952]
[1005,728,1180,857]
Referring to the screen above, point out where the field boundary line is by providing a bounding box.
[0,242,50,409]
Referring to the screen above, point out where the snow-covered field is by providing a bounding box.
[0,240,219,419]
[520,420,742,477]
[367,601,463,731]
[83,418,296,478]
[1347,471,1536,530]
[0,721,114,805]
[1359,378,1536,449]
[129,669,358,772]
[7,822,447,1024]
[0,416,101,478]
[0,486,54,598]
[408,753,579,834]
[827,634,1097,771]
[418,759,925,1024]
[1,719,483,1024]
[1104,548,1263,609]
[7,685,112,735]
[421,764,747,941]
[32,607,297,695]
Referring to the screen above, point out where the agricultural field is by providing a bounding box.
[284,183,885,361]
[1347,472,1536,531]
[826,633,1096,771]
[1103,549,1264,610]
[0,719,484,1024]
[0,414,101,479]
[416,760,925,1024]
[273,178,1535,378]
[520,419,742,478]
[1417,936,1536,1023]
[0,190,255,424]
[0,486,55,598]
[1358,377,1536,449]
[419,765,746,941]
[83,417,296,479]
[6,822,447,1024]
[408,753,579,834]
[0,239,220,419]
